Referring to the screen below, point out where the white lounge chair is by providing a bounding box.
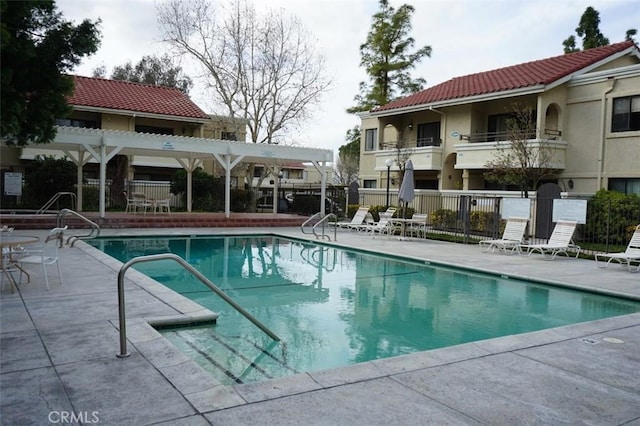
[352,212,394,237]
[479,217,528,253]
[519,220,580,260]
[595,224,640,272]
[334,206,370,230]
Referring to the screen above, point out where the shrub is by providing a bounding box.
[586,190,640,245]
[82,185,99,211]
[430,209,457,229]
[346,205,361,219]
[470,211,497,233]
[170,169,223,211]
[23,156,76,209]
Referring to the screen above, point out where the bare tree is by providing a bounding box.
[390,128,413,183]
[484,104,558,198]
[334,153,358,186]
[157,0,331,205]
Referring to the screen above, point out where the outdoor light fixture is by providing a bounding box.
[408,122,413,131]
[385,158,394,208]
[568,179,574,190]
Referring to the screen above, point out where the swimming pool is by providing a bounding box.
[91,235,640,385]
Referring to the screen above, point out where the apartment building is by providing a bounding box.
[359,40,640,195]
[0,75,333,215]
[5,75,248,181]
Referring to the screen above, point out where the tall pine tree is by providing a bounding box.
[348,0,431,113]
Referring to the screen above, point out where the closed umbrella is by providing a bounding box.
[397,160,415,219]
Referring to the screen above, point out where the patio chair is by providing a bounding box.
[132,192,153,215]
[595,224,640,272]
[352,212,394,237]
[123,191,137,213]
[518,220,580,260]
[334,206,370,230]
[479,217,529,253]
[17,226,67,290]
[407,213,429,238]
[154,197,171,215]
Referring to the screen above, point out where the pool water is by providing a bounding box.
[91,235,640,385]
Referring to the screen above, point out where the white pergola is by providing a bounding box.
[22,126,333,218]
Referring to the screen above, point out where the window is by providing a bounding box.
[487,113,512,141]
[364,129,377,151]
[363,179,377,188]
[612,96,640,132]
[608,178,640,195]
[417,122,441,146]
[221,131,237,140]
[56,118,99,129]
[135,125,174,135]
[415,179,438,189]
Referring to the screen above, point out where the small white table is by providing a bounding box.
[0,235,39,293]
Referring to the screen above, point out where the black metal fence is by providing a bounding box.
[358,190,640,255]
[80,180,346,216]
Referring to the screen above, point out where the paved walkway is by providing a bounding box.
[1,227,639,425]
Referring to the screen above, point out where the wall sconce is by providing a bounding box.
[568,179,574,190]
[407,122,413,131]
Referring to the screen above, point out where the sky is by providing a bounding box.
[56,0,639,158]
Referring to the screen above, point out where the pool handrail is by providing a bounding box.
[116,253,281,358]
[36,192,76,214]
[57,209,100,246]
[301,212,337,241]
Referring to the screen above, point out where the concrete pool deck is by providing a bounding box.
[1,227,639,425]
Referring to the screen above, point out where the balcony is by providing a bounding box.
[375,142,443,171]
[454,138,567,170]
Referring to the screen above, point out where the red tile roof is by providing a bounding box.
[374,40,637,113]
[69,76,210,119]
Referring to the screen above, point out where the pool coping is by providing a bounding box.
[74,229,640,412]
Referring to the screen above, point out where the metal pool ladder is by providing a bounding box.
[301,212,337,241]
[116,253,281,358]
[56,209,100,246]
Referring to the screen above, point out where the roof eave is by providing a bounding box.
[546,45,640,91]
[370,85,546,117]
[72,105,211,124]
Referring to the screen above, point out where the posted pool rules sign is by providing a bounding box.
[4,172,22,196]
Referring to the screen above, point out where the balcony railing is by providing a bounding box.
[454,139,567,170]
[459,129,561,143]
[375,144,443,171]
[417,137,441,147]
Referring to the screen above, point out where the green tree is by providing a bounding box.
[562,6,637,53]
[170,168,224,211]
[348,0,431,113]
[110,54,193,94]
[24,156,76,209]
[1,0,100,146]
[575,7,609,50]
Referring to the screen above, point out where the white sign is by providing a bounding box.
[3,172,22,196]
[451,131,460,138]
[501,198,531,219]
[162,141,175,150]
[553,199,587,224]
